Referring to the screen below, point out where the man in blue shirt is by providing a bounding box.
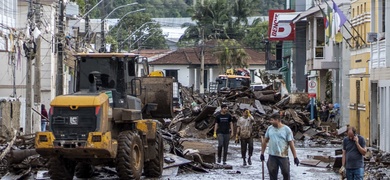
[341,126,366,180]
[213,104,233,165]
[260,112,299,180]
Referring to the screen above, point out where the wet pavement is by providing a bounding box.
[29,138,343,180]
[163,138,341,180]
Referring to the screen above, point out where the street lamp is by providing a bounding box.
[120,22,157,42]
[100,2,139,52]
[107,8,146,35]
[118,22,158,52]
[129,28,159,50]
[70,0,104,28]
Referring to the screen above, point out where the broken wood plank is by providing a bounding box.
[275,96,290,107]
[255,100,266,114]
[317,162,330,168]
[285,109,305,125]
[163,153,192,169]
[303,128,319,138]
[294,131,304,140]
[289,93,310,105]
[312,155,332,163]
[332,155,343,168]
[0,129,17,161]
[330,140,343,144]
[337,126,348,135]
[258,94,275,103]
[259,90,276,95]
[194,106,217,123]
[236,97,255,105]
[300,159,321,166]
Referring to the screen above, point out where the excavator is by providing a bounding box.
[35,53,174,179]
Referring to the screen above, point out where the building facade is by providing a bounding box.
[370,0,390,152]
[349,0,371,143]
[292,0,351,126]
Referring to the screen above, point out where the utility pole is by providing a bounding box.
[33,0,42,133]
[12,53,16,97]
[100,0,106,52]
[56,0,64,96]
[199,0,205,94]
[34,1,41,104]
[25,0,34,134]
[85,0,90,42]
[200,28,205,94]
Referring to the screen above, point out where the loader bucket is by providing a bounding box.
[138,77,174,118]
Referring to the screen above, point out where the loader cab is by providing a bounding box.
[216,75,250,92]
[74,53,140,108]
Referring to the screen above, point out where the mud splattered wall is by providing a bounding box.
[0,100,21,138]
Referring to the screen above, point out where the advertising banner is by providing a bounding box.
[268,10,296,41]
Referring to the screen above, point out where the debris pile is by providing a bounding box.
[161,129,232,177]
[168,85,340,142]
[365,150,390,179]
[0,129,47,179]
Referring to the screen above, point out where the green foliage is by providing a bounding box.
[242,19,268,51]
[109,13,168,51]
[180,0,259,44]
[258,0,287,15]
[74,0,168,50]
[214,39,250,72]
[72,0,286,50]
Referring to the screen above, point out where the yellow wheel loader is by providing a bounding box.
[35,53,172,180]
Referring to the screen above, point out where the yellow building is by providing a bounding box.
[349,0,371,141]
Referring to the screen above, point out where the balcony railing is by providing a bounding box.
[267,59,283,70]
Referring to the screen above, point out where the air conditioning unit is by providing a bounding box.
[367,32,377,43]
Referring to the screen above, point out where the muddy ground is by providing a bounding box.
[25,138,347,180]
[163,138,342,180]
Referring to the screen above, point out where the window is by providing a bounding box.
[165,70,178,80]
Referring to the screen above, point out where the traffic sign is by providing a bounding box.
[308,78,317,97]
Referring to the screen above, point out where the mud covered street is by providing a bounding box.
[24,139,341,180]
[3,136,390,179]
[162,138,341,180]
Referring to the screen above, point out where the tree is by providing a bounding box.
[242,18,268,51]
[109,13,168,51]
[180,0,260,44]
[215,39,250,73]
[74,0,168,50]
[181,0,231,42]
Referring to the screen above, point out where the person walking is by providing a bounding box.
[213,104,233,165]
[260,112,299,180]
[340,126,367,180]
[41,104,48,131]
[236,109,254,166]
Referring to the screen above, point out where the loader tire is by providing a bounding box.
[75,162,94,178]
[48,157,75,180]
[144,133,164,177]
[116,131,144,180]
